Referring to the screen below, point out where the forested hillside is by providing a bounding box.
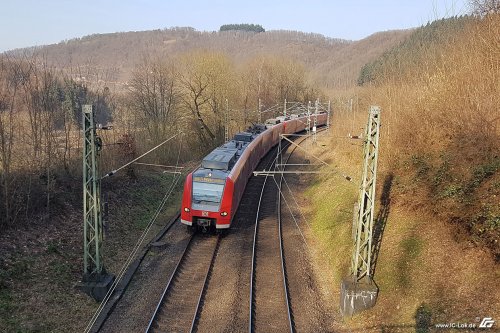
[219,23,265,32]
[357,16,474,86]
[6,27,411,90]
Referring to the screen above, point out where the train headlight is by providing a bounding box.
[220,211,228,216]
[184,207,190,212]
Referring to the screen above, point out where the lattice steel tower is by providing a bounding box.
[340,106,381,316]
[351,105,381,280]
[78,105,113,301]
[82,105,104,276]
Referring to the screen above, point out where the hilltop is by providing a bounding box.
[6,27,411,90]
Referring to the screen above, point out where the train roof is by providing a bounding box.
[195,125,265,176]
[192,168,228,181]
[201,148,238,170]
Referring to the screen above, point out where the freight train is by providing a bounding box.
[180,112,328,232]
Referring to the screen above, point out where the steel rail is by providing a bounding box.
[276,130,319,333]
[277,143,298,333]
[249,126,327,333]
[278,127,328,332]
[189,235,221,333]
[248,138,296,333]
[145,233,220,333]
[145,233,195,332]
[248,141,289,333]
[248,155,276,333]
[87,213,181,333]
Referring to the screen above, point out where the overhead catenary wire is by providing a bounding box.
[273,131,327,253]
[85,135,185,333]
[249,139,294,333]
[133,162,184,169]
[282,176,312,228]
[133,162,183,174]
[273,125,342,252]
[272,175,311,252]
[279,135,353,182]
[101,132,181,179]
[85,136,183,332]
[85,173,182,332]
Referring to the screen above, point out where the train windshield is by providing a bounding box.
[192,181,224,205]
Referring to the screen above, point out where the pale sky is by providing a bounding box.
[0,0,469,52]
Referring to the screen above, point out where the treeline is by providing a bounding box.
[356,13,500,258]
[0,51,321,226]
[220,24,265,33]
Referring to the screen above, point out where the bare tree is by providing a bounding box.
[241,55,312,119]
[129,58,178,135]
[177,52,218,147]
[469,0,500,15]
[0,55,20,224]
[128,56,180,161]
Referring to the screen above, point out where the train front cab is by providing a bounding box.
[181,170,234,233]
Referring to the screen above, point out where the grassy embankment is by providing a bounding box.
[0,171,183,332]
[304,14,500,332]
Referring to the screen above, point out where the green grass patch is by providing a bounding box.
[432,156,451,188]
[470,205,500,234]
[411,154,431,182]
[0,288,15,321]
[9,257,34,281]
[306,176,357,284]
[438,184,463,199]
[49,261,72,285]
[114,173,183,230]
[46,242,59,254]
[415,303,433,333]
[467,157,500,192]
[0,277,21,332]
[397,234,423,289]
[401,235,423,259]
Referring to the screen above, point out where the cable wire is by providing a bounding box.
[85,134,185,333]
[272,176,311,252]
[102,133,180,179]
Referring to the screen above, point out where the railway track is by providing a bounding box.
[95,126,330,333]
[91,213,183,333]
[146,234,220,333]
[249,130,324,333]
[279,132,334,332]
[193,141,286,332]
[249,140,295,333]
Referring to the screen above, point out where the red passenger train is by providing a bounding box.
[181,113,328,232]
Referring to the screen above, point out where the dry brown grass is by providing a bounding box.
[298,109,500,332]
[296,17,500,328]
[357,14,500,259]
